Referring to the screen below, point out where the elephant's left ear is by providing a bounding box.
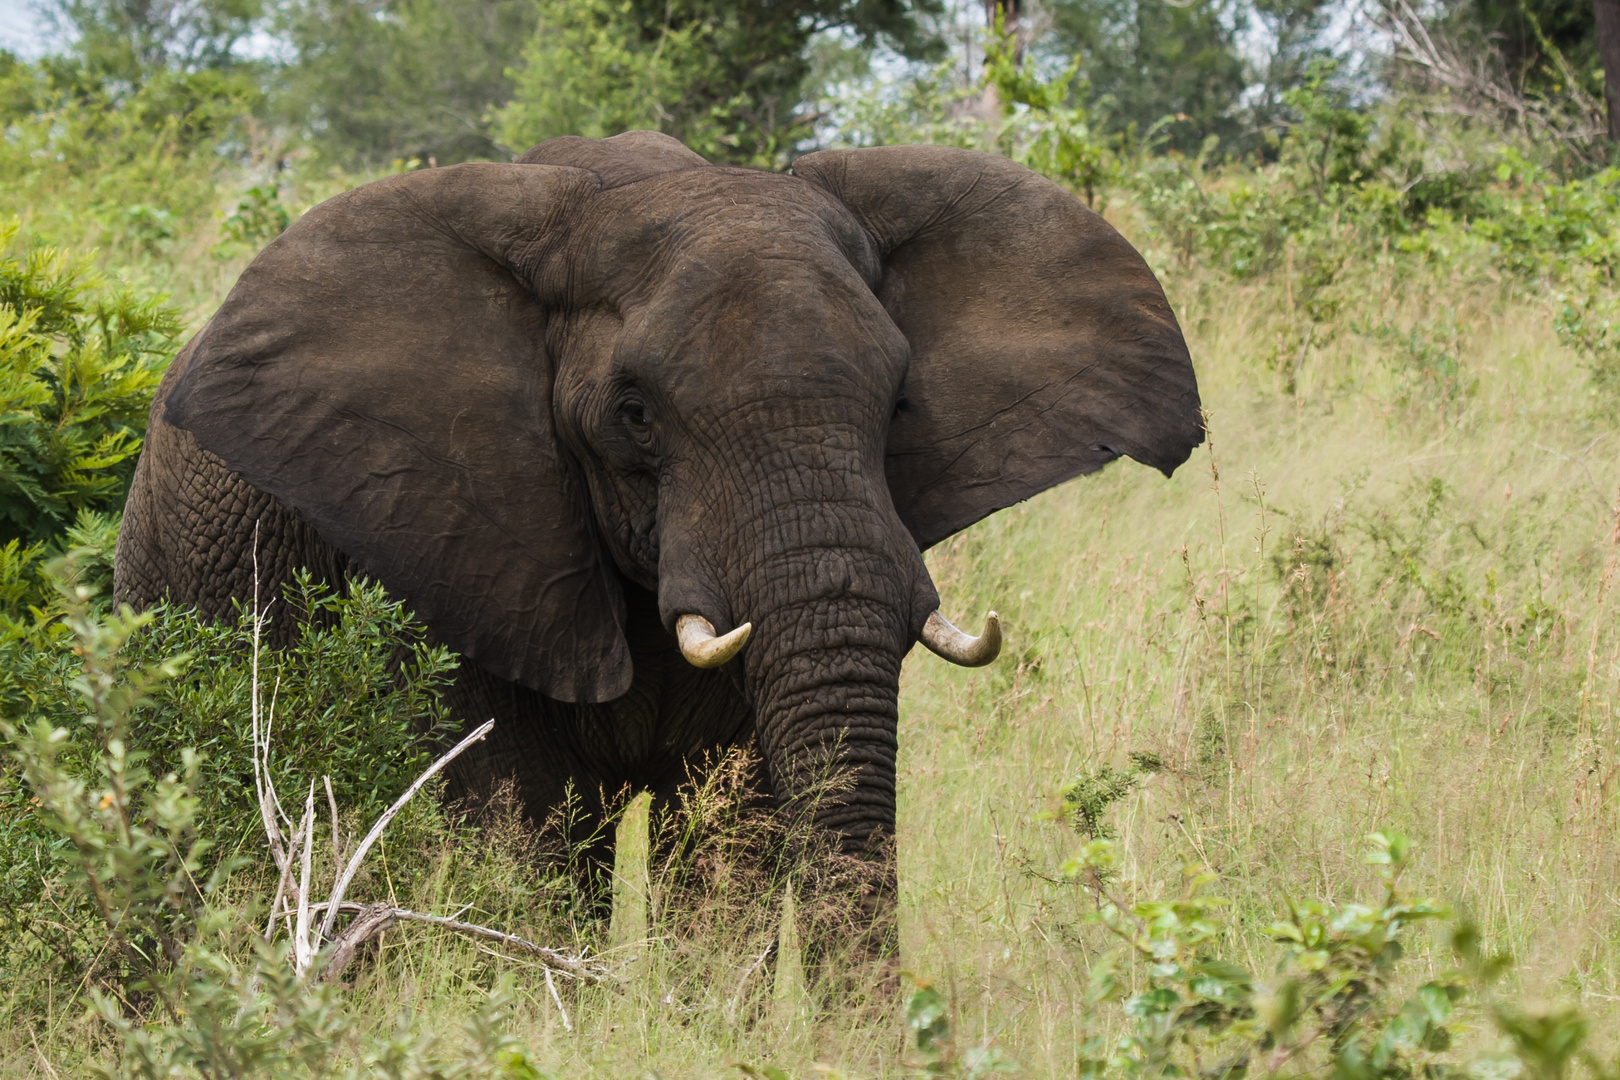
[161,163,633,702]
[793,145,1203,550]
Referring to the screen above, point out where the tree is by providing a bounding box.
[1595,0,1620,138]
[495,0,944,165]
[40,0,263,84]
[1460,0,1605,101]
[1043,0,1251,152]
[1243,0,1343,141]
[276,0,538,168]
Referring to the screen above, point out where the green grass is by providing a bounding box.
[5,159,1620,1076]
[150,249,1617,1078]
[890,261,1620,1069]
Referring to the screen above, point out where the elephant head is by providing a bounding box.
[160,131,1201,892]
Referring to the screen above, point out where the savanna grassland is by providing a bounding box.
[4,12,1620,1075]
[899,257,1620,1073]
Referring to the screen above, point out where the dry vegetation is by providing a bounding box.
[71,244,1602,1079]
[4,59,1620,1076]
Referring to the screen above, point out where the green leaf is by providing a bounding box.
[1124,987,1180,1017]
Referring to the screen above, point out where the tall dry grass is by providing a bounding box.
[246,248,1620,1079]
[896,257,1620,1074]
[6,190,1617,1077]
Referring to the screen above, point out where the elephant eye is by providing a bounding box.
[619,399,648,427]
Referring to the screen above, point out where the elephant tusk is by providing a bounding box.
[676,614,753,668]
[919,610,1001,667]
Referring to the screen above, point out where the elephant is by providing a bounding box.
[113,130,1202,957]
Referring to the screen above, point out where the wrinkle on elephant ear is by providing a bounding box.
[792,145,1204,552]
[161,162,634,703]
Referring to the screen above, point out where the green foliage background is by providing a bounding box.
[2,0,1620,1074]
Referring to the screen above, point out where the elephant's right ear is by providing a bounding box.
[794,146,1203,551]
[163,163,633,702]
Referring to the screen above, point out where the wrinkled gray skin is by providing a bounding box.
[115,132,1202,946]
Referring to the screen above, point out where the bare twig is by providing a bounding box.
[544,966,572,1032]
[323,775,342,889]
[320,902,397,982]
[275,901,610,983]
[244,537,546,985]
[263,836,296,941]
[725,940,778,1020]
[317,719,495,943]
[29,1028,62,1080]
[1376,0,1606,157]
[292,783,317,974]
[249,526,287,877]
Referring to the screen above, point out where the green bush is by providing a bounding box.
[1,572,548,1078]
[981,16,1118,209]
[0,60,260,256]
[0,565,460,1004]
[0,219,184,620]
[1027,826,1611,1080]
[0,220,181,544]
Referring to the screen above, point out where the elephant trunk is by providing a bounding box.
[656,418,937,912]
[738,589,911,961]
[742,596,908,850]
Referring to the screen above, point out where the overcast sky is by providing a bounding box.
[0,0,52,57]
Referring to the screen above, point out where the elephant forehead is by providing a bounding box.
[624,252,907,373]
[570,168,881,298]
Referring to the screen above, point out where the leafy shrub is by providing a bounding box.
[1051,752,1165,842]
[879,821,1612,1080]
[0,59,260,256]
[219,183,292,248]
[0,565,460,1003]
[981,16,1118,209]
[494,0,720,151]
[1555,282,1620,400]
[1037,827,1614,1080]
[2,573,549,1078]
[0,219,181,549]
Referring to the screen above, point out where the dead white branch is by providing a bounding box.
[317,719,494,943]
[1377,0,1606,157]
[292,783,317,973]
[544,966,571,1032]
[249,530,287,877]
[273,901,610,985]
[244,540,582,984]
[256,713,495,978]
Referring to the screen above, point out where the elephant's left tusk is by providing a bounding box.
[676,614,753,668]
[919,610,1001,667]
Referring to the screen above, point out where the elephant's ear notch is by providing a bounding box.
[162,162,634,702]
[793,145,1203,550]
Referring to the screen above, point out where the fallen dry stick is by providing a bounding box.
[276,901,610,984]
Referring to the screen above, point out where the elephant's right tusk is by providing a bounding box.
[920,610,1001,667]
[676,614,753,668]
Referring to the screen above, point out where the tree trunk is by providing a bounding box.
[1596,0,1620,140]
[984,0,1025,63]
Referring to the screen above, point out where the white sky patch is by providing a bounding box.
[0,0,56,58]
